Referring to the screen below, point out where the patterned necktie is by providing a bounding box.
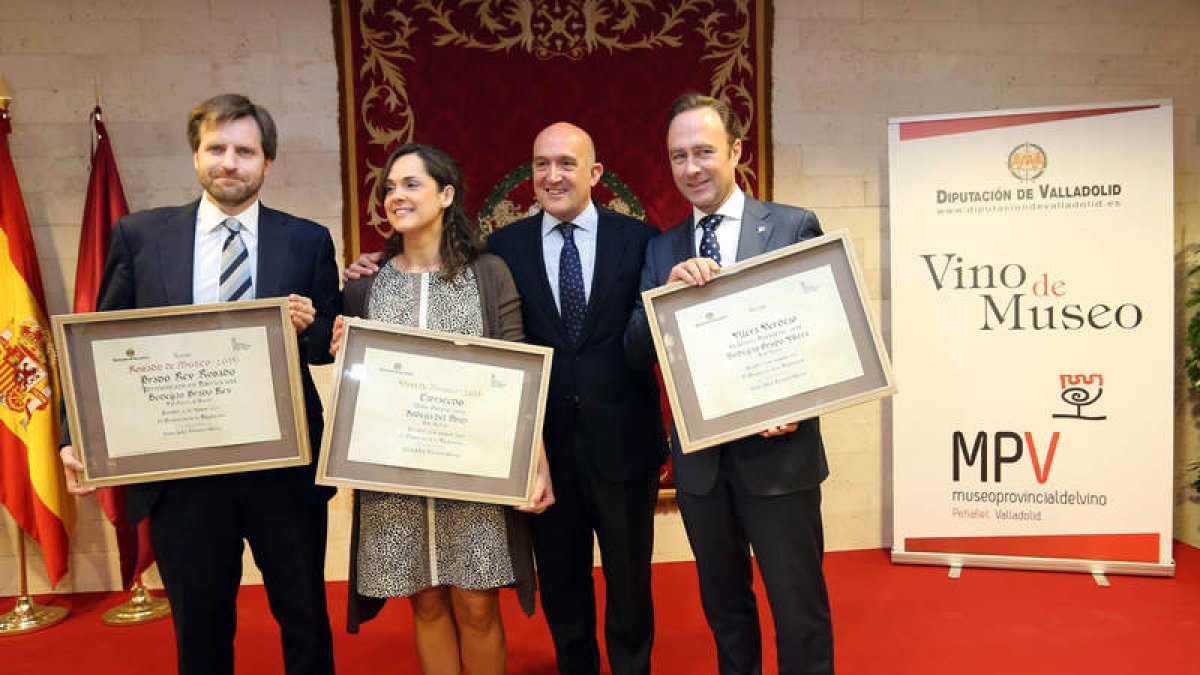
[558,222,586,344]
[698,213,724,265]
[219,217,253,302]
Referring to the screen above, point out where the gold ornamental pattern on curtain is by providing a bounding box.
[338,0,772,254]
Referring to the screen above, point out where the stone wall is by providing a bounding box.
[2,0,1197,595]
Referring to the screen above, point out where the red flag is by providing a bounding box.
[73,108,128,311]
[0,106,76,586]
[73,107,153,590]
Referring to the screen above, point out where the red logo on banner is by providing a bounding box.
[1008,142,1047,181]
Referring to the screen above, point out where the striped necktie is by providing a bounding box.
[219,217,252,302]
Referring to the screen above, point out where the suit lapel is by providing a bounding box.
[580,210,622,338]
[519,218,566,336]
[257,206,287,299]
[673,214,696,263]
[158,202,198,305]
[734,197,772,261]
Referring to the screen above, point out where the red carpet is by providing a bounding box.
[5,542,1197,674]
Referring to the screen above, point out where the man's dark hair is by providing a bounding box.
[666,92,742,145]
[187,94,278,160]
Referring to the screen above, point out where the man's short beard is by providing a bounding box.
[203,174,262,209]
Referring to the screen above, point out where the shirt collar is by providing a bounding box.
[197,196,261,239]
[692,186,745,228]
[541,200,599,239]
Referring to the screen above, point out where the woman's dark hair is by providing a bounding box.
[379,143,481,281]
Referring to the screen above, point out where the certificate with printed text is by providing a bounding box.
[676,265,865,420]
[643,231,894,453]
[92,327,281,457]
[52,299,312,487]
[346,348,523,478]
[317,319,553,506]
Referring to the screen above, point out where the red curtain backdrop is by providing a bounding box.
[337,0,772,254]
[73,108,155,591]
[336,1,772,489]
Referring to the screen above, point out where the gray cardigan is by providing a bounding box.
[344,253,537,633]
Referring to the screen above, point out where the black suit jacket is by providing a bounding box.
[93,200,342,523]
[486,206,666,482]
[625,197,829,496]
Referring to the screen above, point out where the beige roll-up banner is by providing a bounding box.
[888,101,1174,576]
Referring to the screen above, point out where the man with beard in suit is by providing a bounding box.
[61,93,339,675]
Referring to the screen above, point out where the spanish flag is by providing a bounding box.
[0,106,75,586]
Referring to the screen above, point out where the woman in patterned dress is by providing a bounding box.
[333,143,554,675]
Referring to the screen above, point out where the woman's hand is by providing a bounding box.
[760,422,799,438]
[330,315,345,357]
[517,440,555,514]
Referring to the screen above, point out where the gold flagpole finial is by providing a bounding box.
[0,76,12,112]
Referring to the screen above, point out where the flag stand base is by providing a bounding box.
[0,529,69,636]
[102,584,171,626]
[0,595,68,636]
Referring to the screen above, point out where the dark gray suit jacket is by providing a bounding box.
[624,196,829,496]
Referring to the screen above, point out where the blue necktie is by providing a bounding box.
[698,213,724,265]
[220,218,253,302]
[558,222,586,344]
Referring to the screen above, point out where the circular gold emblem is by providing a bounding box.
[1008,142,1047,181]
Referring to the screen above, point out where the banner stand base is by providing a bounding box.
[891,550,1175,578]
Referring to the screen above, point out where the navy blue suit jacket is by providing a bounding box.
[486,206,666,482]
[94,200,341,523]
[624,197,829,496]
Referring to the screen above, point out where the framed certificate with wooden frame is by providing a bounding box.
[642,230,895,454]
[52,298,310,488]
[316,318,553,506]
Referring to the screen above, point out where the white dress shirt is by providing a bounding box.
[193,197,260,304]
[691,186,746,264]
[541,201,599,311]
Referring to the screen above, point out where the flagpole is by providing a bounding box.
[74,97,170,626]
[0,514,68,635]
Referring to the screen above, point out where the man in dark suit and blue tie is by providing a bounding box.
[625,94,835,675]
[61,94,340,675]
[486,122,667,675]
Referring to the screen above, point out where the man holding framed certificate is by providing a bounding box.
[625,94,834,675]
[59,94,340,675]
